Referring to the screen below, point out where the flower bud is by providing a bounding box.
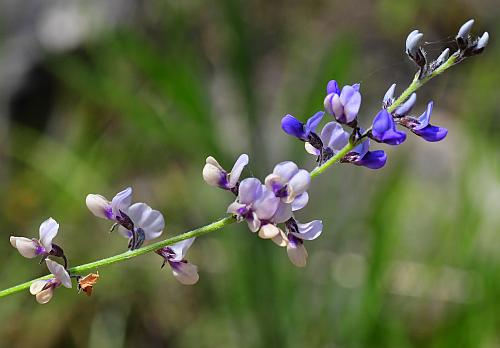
[406,30,423,56]
[395,93,417,117]
[436,48,450,66]
[202,157,226,187]
[86,194,111,219]
[456,19,474,50]
[476,32,489,51]
[383,83,396,105]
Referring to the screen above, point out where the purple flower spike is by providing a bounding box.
[281,112,324,142]
[324,81,361,124]
[371,109,407,145]
[203,154,249,191]
[156,238,199,285]
[410,102,448,142]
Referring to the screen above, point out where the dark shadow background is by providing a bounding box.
[0,0,499,347]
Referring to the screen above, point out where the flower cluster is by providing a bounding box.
[204,155,323,267]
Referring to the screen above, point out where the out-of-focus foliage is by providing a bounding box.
[0,0,499,347]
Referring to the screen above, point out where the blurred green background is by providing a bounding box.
[0,0,499,347]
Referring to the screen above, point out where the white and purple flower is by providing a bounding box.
[10,218,67,266]
[399,101,448,142]
[306,121,387,169]
[29,259,72,304]
[278,219,323,267]
[86,187,132,223]
[203,154,249,193]
[156,238,199,285]
[265,161,310,211]
[323,80,361,125]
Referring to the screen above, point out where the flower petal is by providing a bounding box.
[270,202,293,224]
[304,142,320,156]
[286,242,308,267]
[171,262,199,285]
[291,192,309,211]
[252,188,280,220]
[10,236,39,258]
[281,114,306,140]
[202,157,227,188]
[35,287,54,304]
[238,178,263,205]
[272,230,288,247]
[355,150,387,169]
[305,111,324,135]
[46,259,72,288]
[291,220,323,241]
[372,109,406,145]
[86,194,112,220]
[414,101,433,130]
[258,224,281,239]
[169,237,196,262]
[39,218,59,253]
[413,125,448,142]
[126,203,164,240]
[326,80,340,95]
[228,154,249,187]
[30,280,49,295]
[287,169,310,200]
[340,85,361,123]
[272,161,299,182]
[111,187,133,218]
[321,122,349,152]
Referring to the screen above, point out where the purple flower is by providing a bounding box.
[371,109,407,145]
[306,121,387,170]
[156,238,199,285]
[281,112,324,142]
[203,154,249,191]
[399,101,448,142]
[86,187,132,222]
[284,219,323,267]
[323,80,361,124]
[10,218,59,259]
[227,178,280,233]
[29,259,72,304]
[118,203,165,250]
[264,161,310,211]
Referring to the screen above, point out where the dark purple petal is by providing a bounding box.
[305,111,324,135]
[281,114,306,141]
[413,125,448,142]
[326,80,340,95]
[354,150,387,169]
[372,109,406,145]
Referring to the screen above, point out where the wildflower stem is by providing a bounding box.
[0,50,462,301]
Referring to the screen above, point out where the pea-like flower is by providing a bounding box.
[371,109,407,145]
[156,238,199,285]
[399,101,448,142]
[323,80,361,124]
[118,203,165,250]
[264,161,310,211]
[284,219,323,267]
[227,178,281,234]
[86,187,132,223]
[281,112,324,143]
[29,259,72,304]
[202,154,249,193]
[10,218,67,267]
[306,122,387,169]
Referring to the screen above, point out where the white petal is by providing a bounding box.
[172,262,199,285]
[10,236,38,258]
[126,203,164,240]
[271,230,288,247]
[246,212,261,232]
[39,218,59,252]
[30,280,49,295]
[46,259,72,288]
[258,224,281,239]
[287,243,308,267]
[111,187,133,217]
[305,142,320,156]
[86,194,111,219]
[202,160,225,187]
[35,287,54,304]
[228,154,249,187]
[286,170,310,201]
[169,238,196,262]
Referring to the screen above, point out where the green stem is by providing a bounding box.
[0,52,461,300]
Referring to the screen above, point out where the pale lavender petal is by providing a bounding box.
[291,192,309,211]
[171,261,199,285]
[305,142,320,156]
[328,93,344,120]
[270,202,293,224]
[414,101,433,130]
[340,86,361,123]
[126,203,164,240]
[253,188,280,220]
[287,169,310,199]
[305,112,324,134]
[246,212,261,233]
[320,122,348,152]
[46,259,72,288]
[10,237,39,258]
[228,154,249,187]
[111,187,133,218]
[395,93,417,116]
[383,83,396,103]
[273,161,299,182]
[86,194,112,220]
[227,201,247,216]
[290,220,323,241]
[169,238,196,262]
[238,178,263,205]
[39,218,59,252]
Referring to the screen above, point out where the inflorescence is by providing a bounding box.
[5,19,489,303]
